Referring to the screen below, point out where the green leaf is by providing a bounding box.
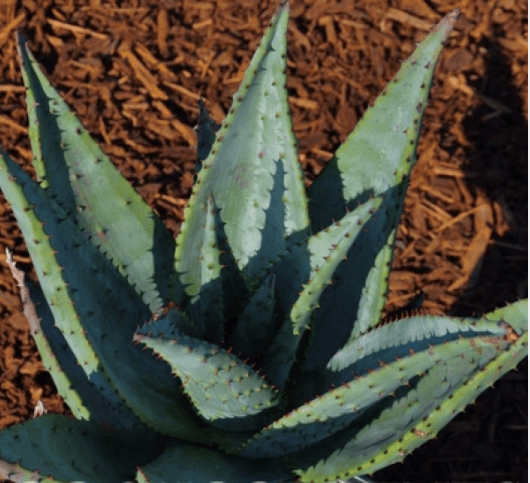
[304,11,461,372]
[195,98,220,171]
[0,150,214,441]
[0,415,164,483]
[328,314,506,373]
[181,195,225,343]
[4,251,137,429]
[134,317,283,432]
[174,0,309,292]
[293,304,523,409]
[228,273,277,359]
[484,298,528,335]
[238,330,505,459]
[290,305,527,481]
[0,149,143,430]
[263,195,383,389]
[136,439,292,483]
[17,32,176,312]
[308,11,459,227]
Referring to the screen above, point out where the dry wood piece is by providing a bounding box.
[0,12,26,44]
[118,42,168,100]
[0,115,27,133]
[449,200,494,291]
[289,96,319,110]
[382,7,436,31]
[157,7,170,58]
[47,18,109,40]
[164,81,202,102]
[0,85,25,92]
[135,43,178,81]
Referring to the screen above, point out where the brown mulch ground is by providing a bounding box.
[0,0,527,482]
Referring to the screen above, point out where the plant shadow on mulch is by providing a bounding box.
[0,0,527,482]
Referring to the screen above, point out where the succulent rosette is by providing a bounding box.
[0,2,526,482]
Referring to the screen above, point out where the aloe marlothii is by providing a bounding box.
[0,2,526,482]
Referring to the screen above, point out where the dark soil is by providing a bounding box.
[0,0,527,482]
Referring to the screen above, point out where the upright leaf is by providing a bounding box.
[174,0,309,298]
[302,12,460,376]
[17,33,175,312]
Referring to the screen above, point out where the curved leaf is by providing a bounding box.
[134,317,283,432]
[292,330,527,481]
[136,439,292,483]
[0,415,164,483]
[0,151,213,441]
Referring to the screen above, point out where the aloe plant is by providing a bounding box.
[0,2,526,482]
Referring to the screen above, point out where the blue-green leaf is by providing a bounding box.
[174,0,309,294]
[134,317,283,432]
[0,415,164,483]
[136,439,292,483]
[17,32,175,312]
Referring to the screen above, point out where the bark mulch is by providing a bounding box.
[0,0,527,481]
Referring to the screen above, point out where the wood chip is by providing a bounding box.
[118,42,168,100]
[47,18,109,39]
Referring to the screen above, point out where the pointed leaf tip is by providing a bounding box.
[435,9,460,42]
